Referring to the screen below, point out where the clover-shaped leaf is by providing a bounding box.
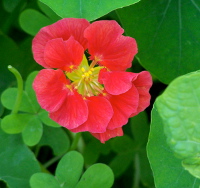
[55,151,84,188]
[30,173,60,188]
[1,88,35,113]
[30,151,114,188]
[75,163,114,188]
[22,116,43,146]
[1,71,65,147]
[1,114,33,134]
[38,125,70,156]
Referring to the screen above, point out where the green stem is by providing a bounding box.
[8,65,23,114]
[43,132,82,169]
[70,132,82,151]
[34,145,40,158]
[133,153,140,188]
[43,154,64,169]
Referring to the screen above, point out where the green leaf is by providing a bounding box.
[156,71,200,179]
[38,1,61,22]
[0,126,40,188]
[83,140,101,165]
[109,135,135,177]
[109,153,133,178]
[30,173,60,188]
[1,88,35,113]
[19,9,52,36]
[147,105,200,188]
[18,37,42,78]
[39,0,140,21]
[130,112,154,187]
[75,163,114,188]
[38,109,60,127]
[1,114,33,134]
[138,149,154,187]
[83,139,110,165]
[22,116,43,146]
[3,0,22,12]
[130,111,149,146]
[25,71,40,113]
[110,135,135,153]
[38,125,70,156]
[117,0,200,84]
[55,151,84,188]
[0,35,23,93]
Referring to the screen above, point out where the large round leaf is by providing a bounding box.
[147,105,200,188]
[0,126,40,188]
[117,0,200,84]
[156,71,200,179]
[39,0,140,21]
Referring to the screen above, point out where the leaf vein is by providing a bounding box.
[190,0,200,12]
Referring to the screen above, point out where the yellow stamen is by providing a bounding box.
[81,67,85,72]
[85,72,89,77]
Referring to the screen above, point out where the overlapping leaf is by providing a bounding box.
[0,126,40,188]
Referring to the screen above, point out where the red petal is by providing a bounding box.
[106,85,139,130]
[32,18,90,68]
[99,69,136,95]
[33,69,70,112]
[44,37,84,71]
[131,71,152,116]
[91,127,123,143]
[70,96,113,133]
[49,91,88,129]
[84,20,137,71]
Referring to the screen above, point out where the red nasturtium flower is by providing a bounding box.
[32,18,152,143]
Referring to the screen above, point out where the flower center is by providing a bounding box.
[66,55,104,97]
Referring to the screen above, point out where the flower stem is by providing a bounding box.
[70,132,82,151]
[43,154,64,169]
[133,153,140,188]
[43,132,82,168]
[8,65,23,114]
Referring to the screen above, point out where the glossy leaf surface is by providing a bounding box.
[39,0,140,21]
[156,71,200,179]
[117,0,200,84]
[147,105,200,188]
